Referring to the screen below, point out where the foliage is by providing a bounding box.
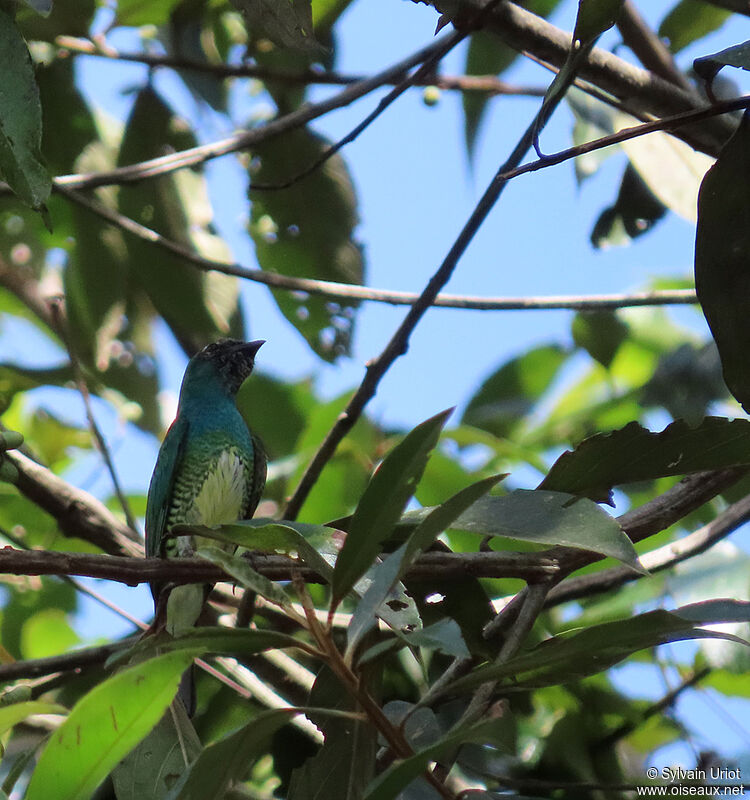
[1,1,750,799]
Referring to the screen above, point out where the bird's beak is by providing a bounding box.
[243,339,265,359]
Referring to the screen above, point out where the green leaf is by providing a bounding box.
[183,519,337,581]
[232,0,321,52]
[659,0,731,54]
[446,601,750,694]
[695,112,750,411]
[0,701,67,738]
[249,127,364,361]
[25,651,193,800]
[408,489,639,568]
[116,0,184,26]
[196,545,293,609]
[540,417,750,503]
[694,40,750,83]
[363,718,508,800]
[572,311,628,368]
[166,708,300,799]
[347,474,504,655]
[288,667,376,800]
[332,410,451,601]
[591,164,667,249]
[117,87,242,355]
[0,9,50,212]
[111,703,202,800]
[461,345,569,438]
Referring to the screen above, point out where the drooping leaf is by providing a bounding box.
[695,112,750,411]
[694,39,750,83]
[591,164,667,249]
[332,410,451,601]
[117,87,242,356]
[447,600,750,694]
[0,701,67,738]
[567,87,617,183]
[25,651,194,800]
[540,417,750,502]
[461,345,569,439]
[659,0,731,54]
[249,127,364,361]
[0,9,50,212]
[572,311,628,368]
[404,489,639,568]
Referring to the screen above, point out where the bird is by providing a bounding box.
[145,338,267,641]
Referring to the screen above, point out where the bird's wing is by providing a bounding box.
[246,431,267,519]
[145,415,189,559]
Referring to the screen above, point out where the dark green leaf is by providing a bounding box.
[591,164,666,249]
[363,719,508,800]
[249,127,363,361]
[641,342,727,424]
[446,601,750,694]
[0,9,50,212]
[572,311,628,368]
[408,489,639,568]
[461,345,569,438]
[288,666,376,800]
[695,112,750,410]
[25,651,193,800]
[659,0,730,54]
[347,474,503,654]
[197,546,292,608]
[112,703,202,800]
[166,708,301,799]
[16,0,95,41]
[118,87,242,355]
[695,40,750,82]
[540,417,750,503]
[117,0,184,26]
[572,0,623,44]
[332,410,451,601]
[232,0,321,53]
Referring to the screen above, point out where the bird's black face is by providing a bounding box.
[197,338,264,394]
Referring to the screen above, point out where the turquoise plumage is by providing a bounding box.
[146,339,266,635]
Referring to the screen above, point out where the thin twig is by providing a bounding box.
[48,300,139,534]
[57,185,699,311]
[56,36,546,97]
[0,34,457,198]
[282,29,606,521]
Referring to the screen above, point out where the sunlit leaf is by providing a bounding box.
[659,0,730,54]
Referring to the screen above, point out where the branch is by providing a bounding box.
[547,481,750,607]
[0,547,560,585]
[57,186,699,311]
[8,451,142,557]
[0,640,130,682]
[425,0,732,153]
[283,32,579,519]
[0,33,456,198]
[56,36,546,97]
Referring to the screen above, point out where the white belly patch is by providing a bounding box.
[189,449,247,527]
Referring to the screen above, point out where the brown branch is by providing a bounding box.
[0,547,560,585]
[8,451,142,557]
[56,36,545,97]
[0,640,130,683]
[547,481,750,607]
[58,184,699,312]
[425,0,733,153]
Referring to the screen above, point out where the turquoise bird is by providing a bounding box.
[146,339,267,637]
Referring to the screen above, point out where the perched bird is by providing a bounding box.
[145,338,267,637]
